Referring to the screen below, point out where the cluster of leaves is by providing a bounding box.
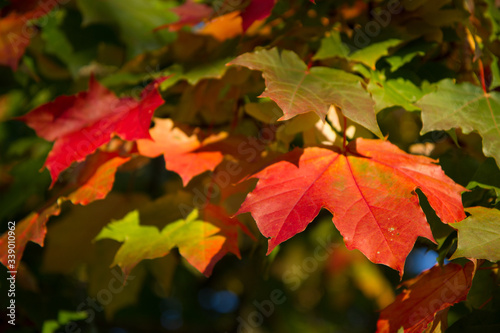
[1,0,500,332]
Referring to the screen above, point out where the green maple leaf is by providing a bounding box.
[228,47,383,137]
[95,205,249,277]
[417,79,500,166]
[451,207,500,262]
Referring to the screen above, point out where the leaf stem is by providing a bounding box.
[478,59,488,94]
[478,296,493,309]
[305,53,313,72]
[343,114,347,151]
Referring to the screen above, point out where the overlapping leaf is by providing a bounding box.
[377,262,475,333]
[95,204,253,277]
[417,79,500,165]
[0,152,129,270]
[450,207,500,262]
[228,47,382,137]
[18,76,165,186]
[137,118,226,186]
[237,138,466,275]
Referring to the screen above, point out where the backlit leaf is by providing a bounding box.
[18,76,165,186]
[237,138,466,275]
[137,118,226,186]
[377,262,475,333]
[96,204,251,277]
[228,47,382,137]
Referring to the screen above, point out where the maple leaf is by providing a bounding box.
[0,152,129,271]
[417,79,500,166]
[228,47,382,137]
[0,0,58,70]
[18,76,165,186]
[137,118,226,186]
[450,207,500,262]
[240,0,276,32]
[95,204,253,277]
[237,138,466,275]
[376,262,476,333]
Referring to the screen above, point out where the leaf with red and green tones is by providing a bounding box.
[18,76,165,187]
[137,118,226,186]
[0,151,130,271]
[417,79,500,166]
[95,204,253,277]
[0,0,58,70]
[154,0,213,32]
[376,262,476,333]
[237,138,466,276]
[240,0,276,32]
[228,48,383,137]
[450,207,500,262]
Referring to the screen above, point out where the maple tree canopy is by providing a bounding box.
[1,0,499,332]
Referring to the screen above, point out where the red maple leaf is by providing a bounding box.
[377,262,476,333]
[137,118,225,186]
[237,138,466,275]
[0,0,57,70]
[18,76,165,187]
[0,151,130,270]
